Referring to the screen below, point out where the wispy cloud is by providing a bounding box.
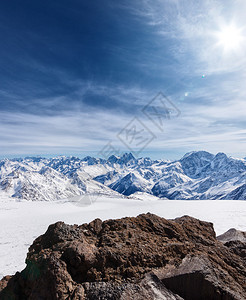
[122,0,246,75]
[0,0,245,159]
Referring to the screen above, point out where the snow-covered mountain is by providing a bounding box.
[0,151,246,201]
[109,172,151,196]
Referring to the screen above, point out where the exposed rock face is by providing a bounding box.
[223,240,246,261]
[217,228,246,243]
[217,228,246,263]
[0,213,246,299]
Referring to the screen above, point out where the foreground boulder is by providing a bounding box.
[0,213,246,299]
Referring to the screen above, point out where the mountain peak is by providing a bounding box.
[1,150,246,201]
[214,152,228,159]
[121,152,136,161]
[107,155,120,164]
[181,151,214,161]
[82,156,99,165]
[107,153,136,165]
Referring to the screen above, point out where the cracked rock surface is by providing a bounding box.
[0,213,246,299]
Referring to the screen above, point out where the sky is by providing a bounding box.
[0,0,246,160]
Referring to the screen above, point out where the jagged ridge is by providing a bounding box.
[0,151,246,201]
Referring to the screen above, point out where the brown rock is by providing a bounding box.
[0,213,246,299]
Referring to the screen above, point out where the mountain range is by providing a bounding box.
[0,151,246,201]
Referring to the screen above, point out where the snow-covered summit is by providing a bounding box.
[0,151,245,201]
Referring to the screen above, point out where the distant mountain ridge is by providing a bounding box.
[0,151,246,201]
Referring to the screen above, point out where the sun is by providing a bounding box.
[216,24,244,52]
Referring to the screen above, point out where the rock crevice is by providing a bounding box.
[0,213,246,299]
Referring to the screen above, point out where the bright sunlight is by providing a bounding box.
[216,24,244,52]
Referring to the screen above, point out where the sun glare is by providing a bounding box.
[216,24,244,52]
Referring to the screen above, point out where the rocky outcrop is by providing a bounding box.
[217,228,246,243]
[0,213,246,299]
[217,228,246,263]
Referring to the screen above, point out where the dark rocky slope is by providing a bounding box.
[0,213,246,299]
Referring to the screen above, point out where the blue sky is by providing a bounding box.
[0,0,245,159]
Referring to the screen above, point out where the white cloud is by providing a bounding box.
[124,0,246,75]
[1,1,246,159]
